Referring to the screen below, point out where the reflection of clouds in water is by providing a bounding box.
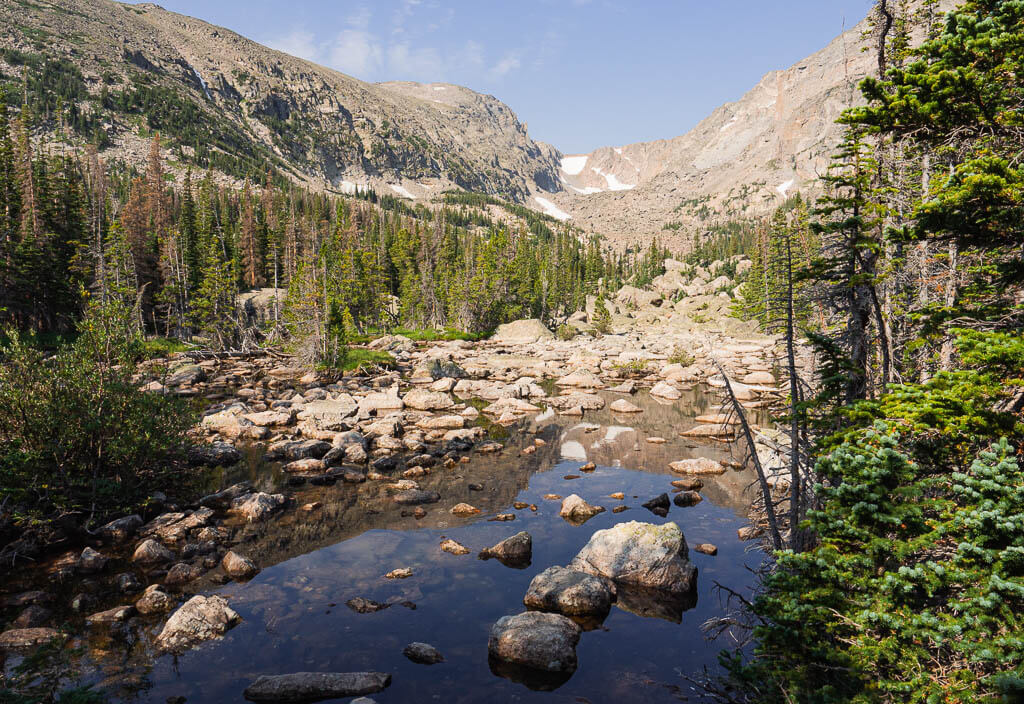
[595,426,635,447]
[560,440,587,461]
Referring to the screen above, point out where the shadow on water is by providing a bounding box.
[4,386,769,703]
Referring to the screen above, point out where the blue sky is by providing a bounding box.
[150,0,875,154]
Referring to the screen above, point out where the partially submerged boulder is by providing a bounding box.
[243,672,391,702]
[488,611,581,674]
[155,595,240,652]
[568,521,697,595]
[479,532,532,566]
[523,566,615,619]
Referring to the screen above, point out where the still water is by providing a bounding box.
[27,388,770,703]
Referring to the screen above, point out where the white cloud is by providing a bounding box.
[387,42,444,79]
[490,52,522,78]
[267,28,320,63]
[329,28,383,76]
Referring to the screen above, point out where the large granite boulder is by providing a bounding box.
[491,319,554,344]
[568,521,697,595]
[523,566,616,619]
[488,611,581,674]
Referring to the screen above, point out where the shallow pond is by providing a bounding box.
[9,386,770,703]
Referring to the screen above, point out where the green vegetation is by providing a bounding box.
[720,3,1024,702]
[667,346,695,366]
[0,297,196,527]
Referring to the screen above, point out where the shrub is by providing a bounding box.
[592,296,612,334]
[667,346,695,366]
[0,302,196,526]
[555,324,576,341]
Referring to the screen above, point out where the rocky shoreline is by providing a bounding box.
[1,266,802,696]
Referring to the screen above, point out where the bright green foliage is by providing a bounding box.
[592,294,612,334]
[728,330,1024,703]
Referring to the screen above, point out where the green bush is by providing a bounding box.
[667,346,695,366]
[0,304,196,525]
[555,324,577,341]
[592,296,612,334]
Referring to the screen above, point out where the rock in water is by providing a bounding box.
[488,611,581,673]
[135,584,176,615]
[641,493,670,516]
[403,642,444,664]
[558,494,605,524]
[609,398,642,413]
[669,458,726,475]
[243,672,391,702]
[0,628,65,650]
[440,538,470,555]
[523,566,616,618]
[222,551,260,579]
[155,595,240,652]
[478,531,532,566]
[568,521,697,595]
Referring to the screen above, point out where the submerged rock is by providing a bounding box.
[568,521,697,595]
[222,551,260,580]
[243,672,391,702]
[0,628,65,650]
[135,584,176,615]
[392,490,440,506]
[403,642,444,664]
[231,492,286,522]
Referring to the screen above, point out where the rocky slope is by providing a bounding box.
[0,0,560,199]
[551,1,957,250]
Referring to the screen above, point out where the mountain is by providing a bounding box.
[0,0,561,200]
[1,0,954,250]
[547,1,955,250]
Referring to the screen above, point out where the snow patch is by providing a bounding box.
[534,196,571,221]
[591,166,635,191]
[390,184,415,199]
[777,179,795,197]
[561,177,603,195]
[720,116,738,132]
[339,180,358,194]
[561,155,588,176]
[614,147,622,155]
[188,63,213,101]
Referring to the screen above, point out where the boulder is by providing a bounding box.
[491,319,554,344]
[568,521,697,595]
[222,551,260,580]
[0,628,65,650]
[555,369,605,389]
[96,514,143,543]
[402,389,454,411]
[650,382,682,400]
[609,398,642,413]
[669,458,726,475]
[188,442,243,467]
[243,672,391,703]
[478,532,532,566]
[743,371,776,385]
[265,439,331,462]
[132,539,174,565]
[523,566,616,618]
[488,611,581,673]
[135,584,176,615]
[231,492,286,522]
[440,539,470,555]
[155,595,240,653]
[166,363,205,386]
[200,481,254,509]
[78,547,107,574]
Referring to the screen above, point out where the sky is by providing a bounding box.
[149,0,876,154]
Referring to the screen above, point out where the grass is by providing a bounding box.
[338,348,395,373]
[140,337,193,359]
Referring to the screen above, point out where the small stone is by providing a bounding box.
[559,494,605,524]
[580,462,596,472]
[738,525,764,541]
[222,551,260,580]
[669,458,726,475]
[346,597,389,614]
[673,491,703,507]
[0,628,65,650]
[440,538,470,555]
[671,477,704,490]
[641,493,671,516]
[403,642,444,665]
[136,584,176,614]
[392,490,441,506]
[646,436,667,444]
[384,568,413,579]
[612,505,629,513]
[608,492,625,500]
[86,605,135,625]
[165,562,203,586]
[478,532,532,565]
[450,503,480,516]
[302,502,322,512]
[489,513,516,522]
[694,543,718,555]
[543,494,563,501]
[79,547,108,574]
[609,398,642,413]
